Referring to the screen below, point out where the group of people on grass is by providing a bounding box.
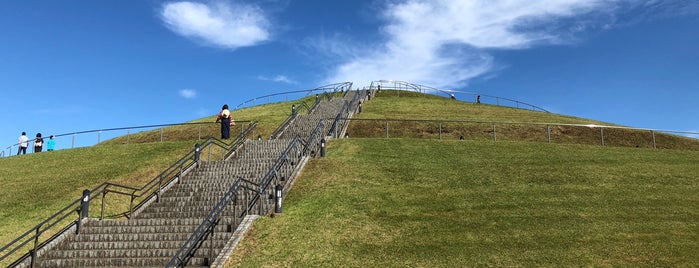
[17,132,55,155]
[14,104,232,157]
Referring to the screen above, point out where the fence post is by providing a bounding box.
[651,130,656,149]
[600,127,605,146]
[386,120,389,139]
[160,129,164,142]
[439,122,442,140]
[72,134,75,149]
[547,125,551,143]
[98,131,101,144]
[127,129,131,144]
[492,124,497,141]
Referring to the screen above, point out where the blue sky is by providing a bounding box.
[1,0,698,152]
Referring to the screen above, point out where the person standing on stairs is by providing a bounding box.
[216,104,234,139]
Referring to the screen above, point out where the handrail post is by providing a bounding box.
[129,194,135,219]
[101,190,106,220]
[72,134,75,149]
[31,225,40,268]
[98,131,101,144]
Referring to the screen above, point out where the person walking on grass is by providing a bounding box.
[17,132,29,155]
[215,104,234,139]
[34,133,44,153]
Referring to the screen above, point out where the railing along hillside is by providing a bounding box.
[235,82,353,110]
[0,123,258,268]
[1,121,253,158]
[345,118,699,150]
[368,80,550,113]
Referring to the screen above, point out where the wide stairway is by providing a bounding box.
[31,90,361,267]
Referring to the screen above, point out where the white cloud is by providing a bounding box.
[179,89,197,98]
[257,75,297,84]
[160,1,270,49]
[322,0,631,89]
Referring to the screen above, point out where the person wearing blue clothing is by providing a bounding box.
[47,135,56,151]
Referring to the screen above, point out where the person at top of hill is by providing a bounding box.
[17,132,29,155]
[47,135,56,151]
[34,133,44,153]
[215,104,234,139]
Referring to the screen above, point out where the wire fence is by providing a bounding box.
[345,118,699,150]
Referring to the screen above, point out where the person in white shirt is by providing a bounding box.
[17,132,29,155]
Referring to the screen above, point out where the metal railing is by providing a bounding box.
[166,178,244,268]
[269,101,313,140]
[0,123,258,268]
[344,118,699,150]
[368,80,550,113]
[235,82,353,110]
[2,121,253,158]
[329,89,362,138]
[168,133,310,267]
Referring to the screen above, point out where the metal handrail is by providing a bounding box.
[166,178,243,268]
[269,98,321,140]
[0,122,258,267]
[369,80,550,113]
[304,121,326,157]
[235,82,353,110]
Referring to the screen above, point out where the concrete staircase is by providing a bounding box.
[30,91,360,267]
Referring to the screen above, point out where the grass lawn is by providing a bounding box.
[227,138,699,267]
[0,141,192,247]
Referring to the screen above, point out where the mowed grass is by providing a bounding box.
[349,90,699,150]
[227,138,699,267]
[0,141,192,247]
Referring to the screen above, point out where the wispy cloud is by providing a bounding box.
[160,1,270,49]
[321,0,641,88]
[257,75,297,84]
[179,89,197,99]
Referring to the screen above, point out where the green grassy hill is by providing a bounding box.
[227,139,699,267]
[1,91,697,266]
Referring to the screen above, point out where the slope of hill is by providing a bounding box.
[227,138,699,267]
[223,91,699,267]
[2,90,697,267]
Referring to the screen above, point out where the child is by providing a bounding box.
[47,135,56,151]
